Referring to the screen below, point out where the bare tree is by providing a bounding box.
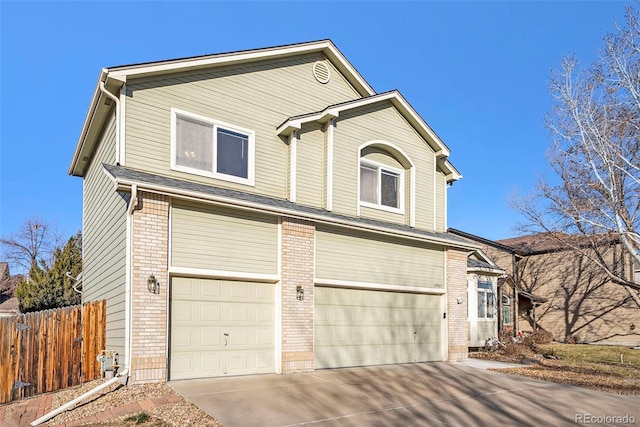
[0,217,62,275]
[514,4,640,292]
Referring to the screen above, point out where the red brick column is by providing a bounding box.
[280,217,315,373]
[130,192,169,383]
[447,248,469,361]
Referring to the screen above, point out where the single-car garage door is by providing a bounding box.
[170,277,274,380]
[315,287,442,369]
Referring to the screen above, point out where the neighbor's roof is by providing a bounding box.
[496,232,620,255]
[103,164,477,251]
[0,297,19,313]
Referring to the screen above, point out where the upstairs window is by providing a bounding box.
[359,160,403,212]
[172,109,255,186]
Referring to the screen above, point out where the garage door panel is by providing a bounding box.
[315,287,442,369]
[201,304,222,321]
[170,277,275,380]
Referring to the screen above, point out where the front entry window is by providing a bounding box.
[477,281,495,319]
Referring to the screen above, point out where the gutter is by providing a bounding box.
[99,80,121,164]
[30,370,129,426]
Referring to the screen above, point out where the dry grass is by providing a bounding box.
[472,343,640,395]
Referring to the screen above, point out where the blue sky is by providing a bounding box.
[0,1,631,249]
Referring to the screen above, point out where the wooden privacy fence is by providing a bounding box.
[0,300,106,404]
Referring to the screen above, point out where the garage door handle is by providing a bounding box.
[224,333,229,346]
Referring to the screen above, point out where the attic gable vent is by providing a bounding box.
[313,61,331,84]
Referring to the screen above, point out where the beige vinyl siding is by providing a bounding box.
[171,201,278,275]
[125,53,359,201]
[332,102,436,230]
[296,123,325,208]
[361,147,404,169]
[476,320,497,343]
[315,225,444,288]
[435,170,446,232]
[82,111,128,365]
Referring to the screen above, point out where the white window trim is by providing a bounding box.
[170,108,256,186]
[358,158,404,214]
[477,283,496,320]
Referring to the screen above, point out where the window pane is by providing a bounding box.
[503,305,511,325]
[477,291,486,318]
[217,128,249,178]
[381,170,399,208]
[360,164,377,204]
[486,291,495,318]
[176,117,213,171]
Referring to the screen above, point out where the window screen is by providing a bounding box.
[360,164,378,204]
[175,117,213,172]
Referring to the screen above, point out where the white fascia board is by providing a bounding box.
[110,176,480,251]
[277,109,339,137]
[107,41,334,81]
[389,94,451,158]
[68,69,109,176]
[440,158,462,183]
[276,121,301,137]
[105,40,375,97]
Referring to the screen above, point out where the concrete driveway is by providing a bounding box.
[170,361,640,427]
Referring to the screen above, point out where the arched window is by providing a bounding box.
[358,141,414,216]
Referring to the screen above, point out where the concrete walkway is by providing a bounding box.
[170,362,640,427]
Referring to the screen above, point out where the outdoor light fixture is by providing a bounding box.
[296,285,304,301]
[147,274,160,294]
[456,297,466,304]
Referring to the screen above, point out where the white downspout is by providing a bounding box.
[99,81,121,165]
[30,370,129,426]
[125,184,138,374]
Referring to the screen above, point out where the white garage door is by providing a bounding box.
[170,277,274,380]
[315,287,442,369]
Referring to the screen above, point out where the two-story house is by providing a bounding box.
[69,40,478,384]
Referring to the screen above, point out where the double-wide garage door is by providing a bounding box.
[170,277,274,380]
[315,287,442,369]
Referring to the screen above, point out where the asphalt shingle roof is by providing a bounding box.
[103,164,475,249]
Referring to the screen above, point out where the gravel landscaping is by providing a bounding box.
[1,378,223,426]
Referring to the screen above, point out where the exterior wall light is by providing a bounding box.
[296,285,304,301]
[147,274,160,294]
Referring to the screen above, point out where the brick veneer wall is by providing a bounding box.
[130,192,169,383]
[447,248,469,361]
[280,217,315,373]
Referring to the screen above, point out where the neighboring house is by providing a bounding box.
[69,40,479,384]
[450,229,640,346]
[465,250,505,347]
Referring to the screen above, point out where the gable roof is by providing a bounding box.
[103,163,477,251]
[448,228,525,255]
[69,40,375,177]
[276,90,460,183]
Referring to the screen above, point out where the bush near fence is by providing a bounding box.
[0,300,106,404]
